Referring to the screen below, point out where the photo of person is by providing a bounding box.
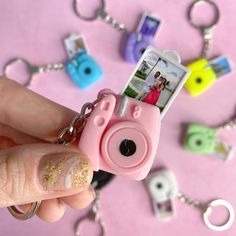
[142,71,170,105]
[121,48,190,118]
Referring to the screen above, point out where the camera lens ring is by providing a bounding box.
[187,133,206,151]
[101,122,151,171]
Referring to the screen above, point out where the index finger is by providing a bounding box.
[0,78,77,142]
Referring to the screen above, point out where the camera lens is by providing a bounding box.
[119,139,136,157]
[156,183,163,189]
[196,139,202,146]
[196,77,202,83]
[84,67,91,74]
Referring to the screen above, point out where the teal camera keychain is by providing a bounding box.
[3,34,103,89]
[64,34,103,89]
[183,116,236,161]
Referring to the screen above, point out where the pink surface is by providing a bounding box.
[0,0,236,235]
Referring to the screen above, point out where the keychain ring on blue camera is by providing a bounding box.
[203,199,235,231]
[187,0,220,30]
[73,0,105,21]
[3,57,34,87]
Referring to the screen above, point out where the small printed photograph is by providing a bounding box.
[208,56,233,79]
[137,14,161,37]
[64,34,87,58]
[213,140,234,161]
[121,48,190,117]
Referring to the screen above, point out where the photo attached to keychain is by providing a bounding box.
[64,34,87,59]
[136,13,161,38]
[213,139,234,161]
[121,47,190,119]
[208,56,233,79]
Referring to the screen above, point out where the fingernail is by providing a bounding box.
[38,153,91,191]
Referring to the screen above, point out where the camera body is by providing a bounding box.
[124,33,154,63]
[185,58,216,96]
[146,169,178,220]
[184,124,217,154]
[66,50,103,89]
[78,91,161,180]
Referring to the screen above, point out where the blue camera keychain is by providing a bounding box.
[184,0,233,96]
[3,34,103,89]
[64,34,103,89]
[73,0,161,63]
[183,115,236,161]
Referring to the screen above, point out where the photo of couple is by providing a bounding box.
[122,49,189,114]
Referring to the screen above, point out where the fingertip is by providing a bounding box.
[37,199,66,222]
[61,186,96,210]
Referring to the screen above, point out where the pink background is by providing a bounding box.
[0,0,236,235]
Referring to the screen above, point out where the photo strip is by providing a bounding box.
[121,47,191,119]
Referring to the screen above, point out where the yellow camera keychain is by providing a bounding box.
[185,0,233,96]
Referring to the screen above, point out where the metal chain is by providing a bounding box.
[75,190,106,236]
[55,95,107,145]
[91,191,105,226]
[38,63,65,73]
[97,8,127,33]
[201,28,213,59]
[177,192,203,210]
[217,118,236,131]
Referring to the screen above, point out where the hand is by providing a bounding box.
[0,78,95,222]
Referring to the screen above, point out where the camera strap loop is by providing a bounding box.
[187,0,220,59]
[3,58,65,87]
[177,192,235,231]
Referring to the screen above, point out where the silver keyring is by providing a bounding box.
[8,201,41,220]
[73,0,105,21]
[203,199,235,231]
[75,216,106,236]
[187,0,220,30]
[3,57,33,87]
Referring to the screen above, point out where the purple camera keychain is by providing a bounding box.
[73,0,161,63]
[124,14,161,63]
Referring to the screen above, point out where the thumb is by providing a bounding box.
[0,143,93,207]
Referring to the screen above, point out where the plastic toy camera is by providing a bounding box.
[184,124,217,154]
[185,58,216,96]
[66,50,103,89]
[78,90,161,180]
[124,33,154,63]
[146,170,178,220]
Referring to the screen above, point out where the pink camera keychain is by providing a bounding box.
[8,47,190,221]
[146,169,235,231]
[64,89,161,180]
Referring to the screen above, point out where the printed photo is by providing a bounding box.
[137,13,161,37]
[121,47,190,118]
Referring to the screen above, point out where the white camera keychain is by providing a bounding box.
[145,169,235,231]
